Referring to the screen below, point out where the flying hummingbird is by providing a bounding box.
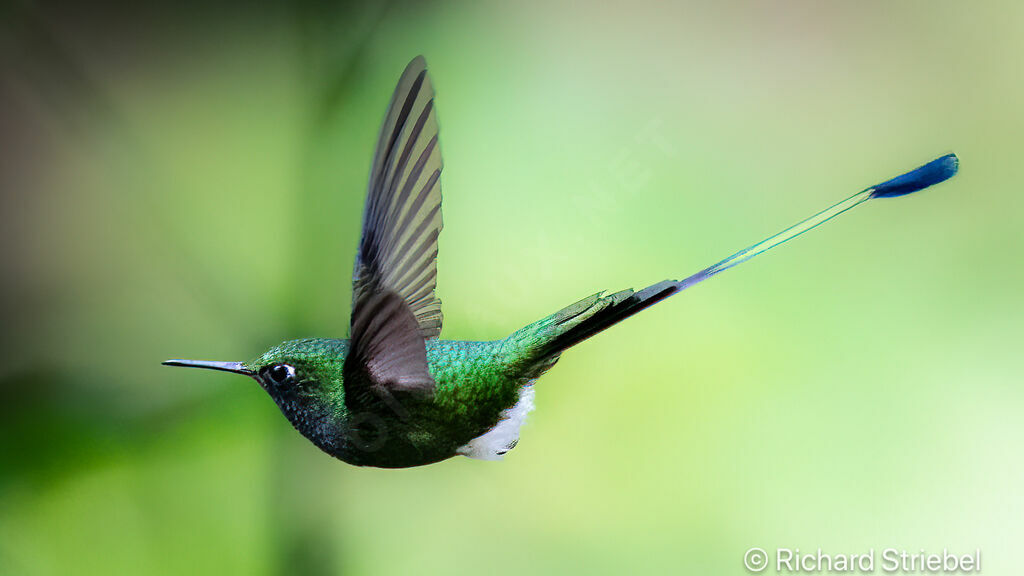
[165,56,959,468]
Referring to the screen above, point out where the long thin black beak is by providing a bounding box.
[162,359,254,376]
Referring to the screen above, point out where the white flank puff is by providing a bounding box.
[457,384,535,460]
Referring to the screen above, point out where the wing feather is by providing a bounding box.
[353,55,444,339]
[345,56,443,407]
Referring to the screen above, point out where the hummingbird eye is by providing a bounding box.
[264,363,296,385]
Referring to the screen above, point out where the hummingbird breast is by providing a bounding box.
[333,338,535,467]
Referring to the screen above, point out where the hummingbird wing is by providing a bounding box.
[344,57,442,407]
[344,289,435,409]
[352,55,444,339]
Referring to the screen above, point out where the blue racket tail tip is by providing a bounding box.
[869,153,959,198]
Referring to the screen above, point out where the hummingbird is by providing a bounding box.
[165,56,959,468]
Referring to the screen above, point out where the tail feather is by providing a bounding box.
[508,278,687,375]
[504,154,962,376]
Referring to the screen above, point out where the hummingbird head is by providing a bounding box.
[164,338,351,454]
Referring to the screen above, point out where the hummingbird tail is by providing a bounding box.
[507,154,960,375]
[508,279,683,376]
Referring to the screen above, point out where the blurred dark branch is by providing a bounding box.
[262,3,394,575]
[0,0,255,337]
[279,0,395,338]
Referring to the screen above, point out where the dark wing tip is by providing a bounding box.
[870,153,959,198]
[408,55,428,73]
[355,55,444,339]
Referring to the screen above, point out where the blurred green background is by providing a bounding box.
[1,0,1021,574]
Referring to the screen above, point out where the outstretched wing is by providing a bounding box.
[345,56,442,406]
[344,290,434,410]
[352,55,443,339]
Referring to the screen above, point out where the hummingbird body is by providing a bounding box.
[164,56,959,468]
[243,290,627,468]
[251,336,530,468]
